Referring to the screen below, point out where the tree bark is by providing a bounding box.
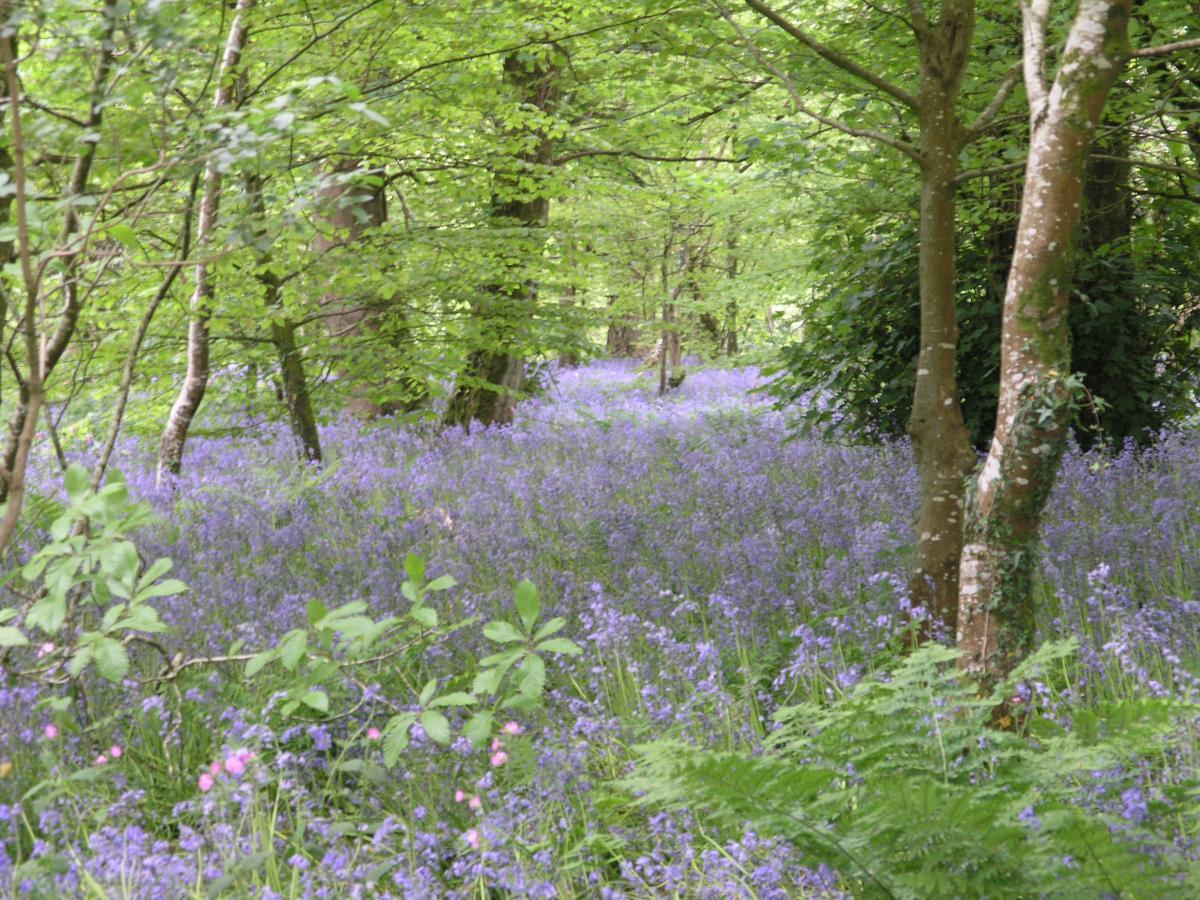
[905,1,978,635]
[444,50,559,427]
[314,158,391,418]
[958,0,1132,685]
[245,172,322,462]
[1,0,119,501]
[155,0,254,486]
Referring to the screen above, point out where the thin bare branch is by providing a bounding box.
[1133,36,1200,59]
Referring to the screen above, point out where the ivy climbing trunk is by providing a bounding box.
[905,1,977,635]
[156,0,254,487]
[444,50,559,428]
[958,0,1132,684]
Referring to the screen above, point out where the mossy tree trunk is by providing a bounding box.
[957,0,1132,685]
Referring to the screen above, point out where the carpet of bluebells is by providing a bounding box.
[2,360,1199,897]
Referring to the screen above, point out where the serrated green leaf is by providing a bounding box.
[301,690,329,714]
[514,579,540,631]
[463,710,494,748]
[419,710,451,744]
[536,637,582,656]
[93,638,129,683]
[0,626,28,647]
[419,678,437,706]
[483,620,525,643]
[410,606,437,627]
[429,691,475,708]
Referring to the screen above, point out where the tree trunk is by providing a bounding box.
[1,1,119,500]
[724,233,739,355]
[245,172,322,463]
[314,158,389,418]
[444,50,558,427]
[905,1,977,635]
[155,0,254,487]
[958,0,1131,685]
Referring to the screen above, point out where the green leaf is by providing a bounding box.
[0,626,28,647]
[472,668,505,696]
[93,638,130,683]
[429,691,475,708]
[463,711,494,749]
[404,554,425,584]
[536,637,582,656]
[533,617,566,641]
[419,710,451,744]
[516,653,546,700]
[514,579,540,631]
[483,620,525,644]
[301,690,329,714]
[426,574,457,592]
[418,678,437,706]
[134,579,189,601]
[410,606,437,628]
[245,649,275,678]
[307,598,328,627]
[104,222,140,250]
[382,713,417,767]
[64,465,91,503]
[279,630,308,672]
[27,595,66,635]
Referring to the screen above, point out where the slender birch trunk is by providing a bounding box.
[156,0,255,486]
[958,0,1132,684]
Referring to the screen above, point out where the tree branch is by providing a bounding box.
[1020,0,1052,116]
[963,62,1022,142]
[719,2,918,160]
[1133,36,1200,59]
[743,0,919,110]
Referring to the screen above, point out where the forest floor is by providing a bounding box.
[3,361,1199,897]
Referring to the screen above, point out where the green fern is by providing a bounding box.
[627,641,1195,898]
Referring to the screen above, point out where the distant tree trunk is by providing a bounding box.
[606,296,640,356]
[724,233,739,355]
[314,158,389,418]
[245,172,322,463]
[905,1,977,636]
[958,0,1131,685]
[445,50,559,427]
[558,283,581,367]
[156,0,254,487]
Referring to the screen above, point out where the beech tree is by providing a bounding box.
[727,0,1021,632]
[957,0,1199,683]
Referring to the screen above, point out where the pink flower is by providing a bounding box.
[109,745,122,759]
[198,773,215,792]
[464,829,480,849]
[233,747,256,762]
[490,737,503,752]
[468,794,482,810]
[223,755,245,776]
[94,754,108,766]
[36,642,55,660]
[366,727,381,741]
[501,721,523,735]
[454,789,466,803]
[489,750,508,767]
[43,724,58,740]
[209,761,221,776]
